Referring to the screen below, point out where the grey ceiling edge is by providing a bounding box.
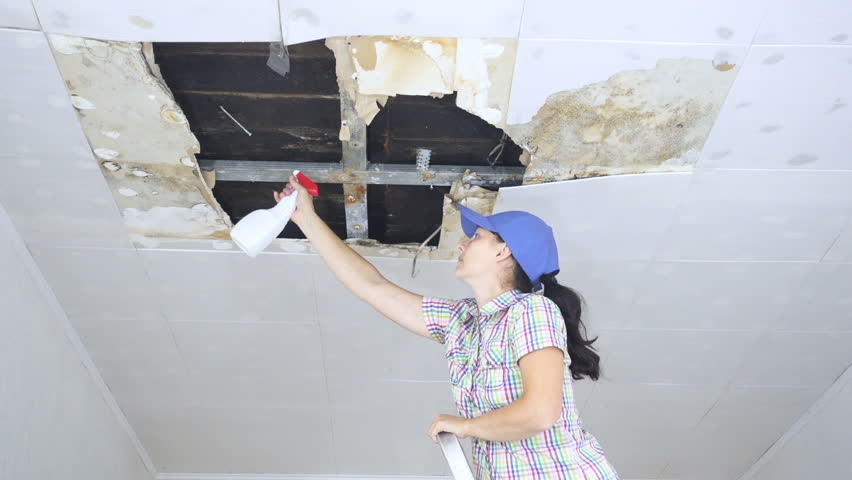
[0,201,158,478]
[737,361,852,480]
[156,474,452,480]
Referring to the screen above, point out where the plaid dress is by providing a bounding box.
[423,289,619,479]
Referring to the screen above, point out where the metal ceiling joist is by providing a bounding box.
[329,37,370,239]
[199,160,525,188]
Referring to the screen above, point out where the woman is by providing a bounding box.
[276,175,619,479]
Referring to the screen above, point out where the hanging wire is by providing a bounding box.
[411,225,442,278]
[486,132,508,167]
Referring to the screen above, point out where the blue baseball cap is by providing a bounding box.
[457,204,560,289]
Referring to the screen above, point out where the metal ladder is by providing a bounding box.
[438,432,475,480]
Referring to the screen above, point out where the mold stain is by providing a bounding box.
[129,15,155,30]
[46,34,231,244]
[508,58,740,183]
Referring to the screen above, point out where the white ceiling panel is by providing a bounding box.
[139,250,321,324]
[823,225,852,262]
[496,174,693,262]
[584,381,721,430]
[774,263,852,332]
[507,39,747,124]
[557,262,648,332]
[625,261,814,330]
[28,246,160,322]
[280,0,524,44]
[581,383,719,476]
[30,0,281,41]
[73,316,186,379]
[661,386,822,480]
[749,378,852,480]
[169,321,325,379]
[314,266,449,382]
[597,329,760,386]
[124,403,335,474]
[698,45,852,170]
[0,0,39,29]
[520,0,769,44]
[756,0,852,45]
[327,377,454,475]
[657,169,852,261]
[732,331,852,388]
[105,370,328,411]
[0,29,130,248]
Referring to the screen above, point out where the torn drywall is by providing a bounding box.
[438,180,497,252]
[508,58,739,184]
[337,36,516,129]
[47,34,231,244]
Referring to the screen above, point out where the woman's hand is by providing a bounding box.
[427,414,470,443]
[273,174,316,226]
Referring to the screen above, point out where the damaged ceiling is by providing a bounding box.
[47,32,736,250]
[3,2,852,480]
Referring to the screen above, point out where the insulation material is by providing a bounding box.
[508,58,739,184]
[438,180,497,252]
[47,35,231,243]
[344,36,516,128]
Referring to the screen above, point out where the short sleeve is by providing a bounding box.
[422,297,470,344]
[510,295,567,360]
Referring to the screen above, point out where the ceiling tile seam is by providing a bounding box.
[0,201,158,477]
[516,38,749,47]
[683,2,770,183]
[646,172,699,263]
[25,0,41,29]
[818,217,852,263]
[749,43,852,49]
[736,361,852,480]
[135,249,192,380]
[166,319,319,326]
[310,268,341,474]
[0,25,40,32]
[502,0,526,131]
[695,167,852,174]
[597,327,771,334]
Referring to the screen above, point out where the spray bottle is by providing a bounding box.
[230,170,319,257]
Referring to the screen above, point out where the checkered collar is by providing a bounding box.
[475,289,525,317]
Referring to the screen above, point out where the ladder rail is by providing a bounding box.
[437,432,475,480]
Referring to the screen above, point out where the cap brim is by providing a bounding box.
[458,204,495,238]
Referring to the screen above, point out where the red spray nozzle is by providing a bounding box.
[294,170,320,197]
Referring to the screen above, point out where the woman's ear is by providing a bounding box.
[495,242,513,260]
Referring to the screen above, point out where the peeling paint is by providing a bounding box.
[47,34,231,244]
[94,148,119,160]
[123,204,224,237]
[336,36,516,128]
[508,58,739,183]
[70,94,95,110]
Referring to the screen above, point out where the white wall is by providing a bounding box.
[748,369,852,480]
[0,204,153,480]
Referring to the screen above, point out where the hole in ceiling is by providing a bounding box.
[152,40,522,246]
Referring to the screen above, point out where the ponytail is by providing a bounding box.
[539,274,600,381]
[497,232,601,380]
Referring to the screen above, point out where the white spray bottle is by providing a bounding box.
[230,170,319,257]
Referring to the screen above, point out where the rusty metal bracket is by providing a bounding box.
[328,37,369,239]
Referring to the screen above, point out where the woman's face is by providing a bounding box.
[455,227,506,282]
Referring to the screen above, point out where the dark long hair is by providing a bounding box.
[496,235,601,381]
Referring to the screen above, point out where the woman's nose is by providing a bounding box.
[457,240,467,253]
